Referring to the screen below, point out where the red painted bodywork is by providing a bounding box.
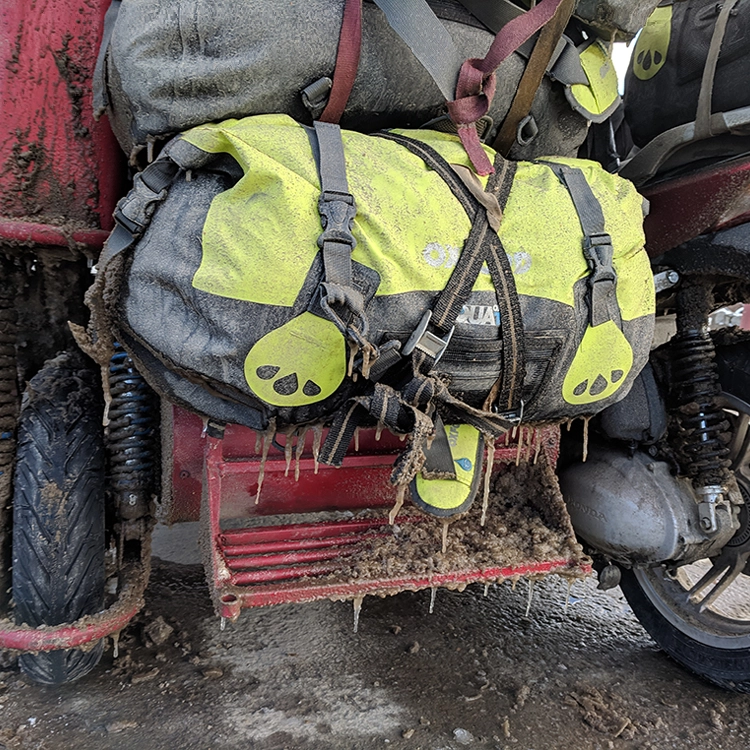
[642,154,750,258]
[0,0,121,245]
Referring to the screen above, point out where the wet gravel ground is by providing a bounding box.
[2,537,750,750]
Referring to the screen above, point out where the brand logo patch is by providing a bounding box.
[423,244,531,275]
[456,304,500,326]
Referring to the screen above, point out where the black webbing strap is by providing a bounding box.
[545,162,619,328]
[374,132,525,412]
[374,132,491,342]
[100,157,181,268]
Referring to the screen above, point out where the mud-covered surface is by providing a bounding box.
[0,552,749,750]
[304,460,588,593]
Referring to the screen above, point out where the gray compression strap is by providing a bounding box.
[695,0,741,140]
[371,0,464,99]
[457,0,524,31]
[546,163,618,328]
[313,121,357,288]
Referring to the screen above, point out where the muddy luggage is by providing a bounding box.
[95,0,628,161]
[82,115,654,496]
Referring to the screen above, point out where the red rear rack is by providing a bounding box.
[196,416,590,619]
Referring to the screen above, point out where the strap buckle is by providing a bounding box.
[495,398,525,424]
[317,191,357,250]
[402,310,455,364]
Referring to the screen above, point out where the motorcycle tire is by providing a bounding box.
[12,353,106,685]
[619,336,750,692]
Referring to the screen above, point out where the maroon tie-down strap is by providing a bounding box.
[447,0,567,175]
[320,0,364,124]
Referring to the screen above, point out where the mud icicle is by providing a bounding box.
[516,427,525,466]
[101,364,113,426]
[582,416,590,462]
[352,594,364,633]
[295,427,308,482]
[563,578,575,614]
[533,429,542,465]
[255,419,276,504]
[388,485,406,524]
[441,519,450,554]
[312,424,323,475]
[481,441,495,527]
[284,432,293,477]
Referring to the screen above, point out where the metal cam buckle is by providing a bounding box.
[402,311,454,364]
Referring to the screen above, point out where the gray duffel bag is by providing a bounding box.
[95,0,602,160]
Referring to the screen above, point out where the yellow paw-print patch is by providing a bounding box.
[562,320,634,405]
[244,312,347,407]
[632,5,672,81]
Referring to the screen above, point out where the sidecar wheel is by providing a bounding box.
[12,353,106,685]
[620,337,750,692]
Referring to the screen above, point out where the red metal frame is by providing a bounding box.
[201,421,588,618]
[643,153,750,257]
[0,0,122,246]
[0,561,148,652]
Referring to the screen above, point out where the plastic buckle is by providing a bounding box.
[495,399,525,424]
[317,191,357,250]
[402,310,454,364]
[583,232,613,252]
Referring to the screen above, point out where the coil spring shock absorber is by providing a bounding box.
[107,344,158,525]
[670,283,731,532]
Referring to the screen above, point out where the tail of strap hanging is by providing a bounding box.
[447,0,567,174]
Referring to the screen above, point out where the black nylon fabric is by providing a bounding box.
[624,0,750,147]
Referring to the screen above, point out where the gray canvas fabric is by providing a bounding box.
[101,0,589,159]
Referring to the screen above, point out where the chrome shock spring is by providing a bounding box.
[107,345,157,519]
[669,328,730,487]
